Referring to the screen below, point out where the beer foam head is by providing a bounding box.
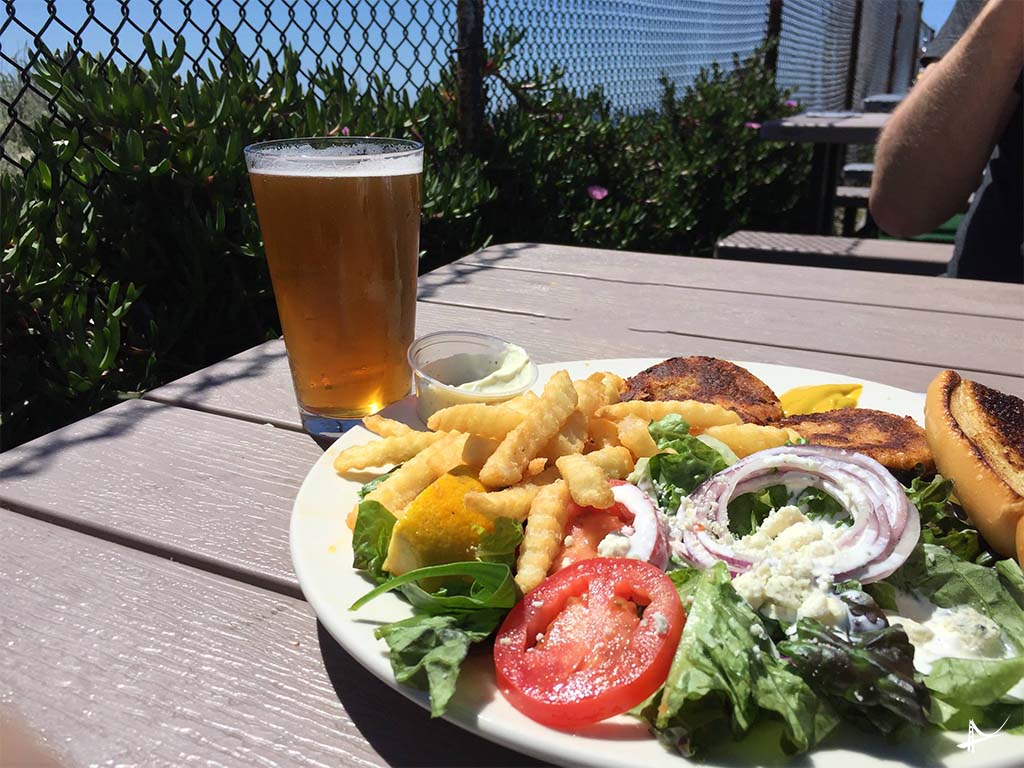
[245,138,423,177]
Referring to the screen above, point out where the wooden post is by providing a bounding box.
[909,1,924,86]
[765,0,784,79]
[886,7,903,93]
[456,0,484,154]
[844,0,864,110]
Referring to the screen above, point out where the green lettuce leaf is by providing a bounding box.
[881,545,1024,645]
[648,413,692,446]
[649,564,838,757]
[875,545,1024,730]
[357,466,399,500]
[777,618,931,735]
[474,517,523,569]
[726,485,846,537]
[904,475,996,565]
[351,500,397,582]
[375,609,505,717]
[641,415,727,512]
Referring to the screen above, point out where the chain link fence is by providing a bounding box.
[2,0,923,175]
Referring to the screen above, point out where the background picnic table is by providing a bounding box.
[2,243,1022,766]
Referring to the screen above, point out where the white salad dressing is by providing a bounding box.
[887,592,1024,701]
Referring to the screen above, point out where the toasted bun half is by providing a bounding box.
[925,370,1024,563]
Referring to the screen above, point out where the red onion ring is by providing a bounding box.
[670,445,920,584]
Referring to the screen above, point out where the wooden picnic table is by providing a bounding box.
[760,111,890,235]
[2,242,1022,767]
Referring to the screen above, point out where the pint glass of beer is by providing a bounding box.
[244,138,423,437]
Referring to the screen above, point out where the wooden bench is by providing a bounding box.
[714,231,952,275]
[842,162,874,185]
[834,186,877,237]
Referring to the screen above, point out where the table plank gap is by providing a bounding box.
[453,261,1022,322]
[0,493,305,601]
[141,391,308,434]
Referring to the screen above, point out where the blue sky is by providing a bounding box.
[3,0,958,82]
[922,0,956,33]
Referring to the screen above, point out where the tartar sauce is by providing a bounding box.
[452,344,533,393]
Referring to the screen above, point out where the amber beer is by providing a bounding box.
[245,138,423,432]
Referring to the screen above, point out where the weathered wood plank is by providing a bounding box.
[0,511,538,767]
[458,243,1024,321]
[419,263,1021,377]
[144,308,1023,433]
[0,399,321,594]
[759,111,889,143]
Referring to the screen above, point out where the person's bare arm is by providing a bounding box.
[869,0,1023,237]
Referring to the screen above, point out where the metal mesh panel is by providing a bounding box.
[889,0,921,92]
[852,0,899,108]
[486,0,769,112]
[0,0,456,172]
[775,0,857,111]
[2,0,922,176]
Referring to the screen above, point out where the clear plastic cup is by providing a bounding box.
[407,331,538,422]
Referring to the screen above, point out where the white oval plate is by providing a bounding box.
[290,359,1018,768]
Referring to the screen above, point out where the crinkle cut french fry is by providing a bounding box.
[586,417,622,449]
[703,424,802,459]
[463,467,559,521]
[480,370,578,488]
[515,480,571,593]
[573,379,604,420]
[334,430,446,472]
[555,453,614,509]
[361,413,415,438]
[589,372,624,404]
[364,432,469,518]
[584,445,635,479]
[542,410,588,459]
[426,403,523,440]
[617,415,660,459]
[504,391,540,415]
[462,434,501,468]
[596,399,742,431]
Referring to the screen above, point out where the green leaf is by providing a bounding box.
[474,517,523,569]
[904,475,996,565]
[778,618,931,735]
[374,610,505,717]
[351,500,397,582]
[350,560,517,614]
[651,564,838,757]
[94,149,121,173]
[636,416,727,512]
[36,161,52,191]
[357,466,399,500]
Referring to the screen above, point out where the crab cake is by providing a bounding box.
[776,408,934,474]
[621,356,782,425]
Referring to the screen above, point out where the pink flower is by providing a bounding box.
[340,126,350,136]
[744,121,762,130]
[587,185,609,201]
[784,100,798,108]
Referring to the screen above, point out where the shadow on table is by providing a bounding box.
[317,621,548,767]
[417,242,540,301]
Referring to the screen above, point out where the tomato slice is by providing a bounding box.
[494,558,685,729]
